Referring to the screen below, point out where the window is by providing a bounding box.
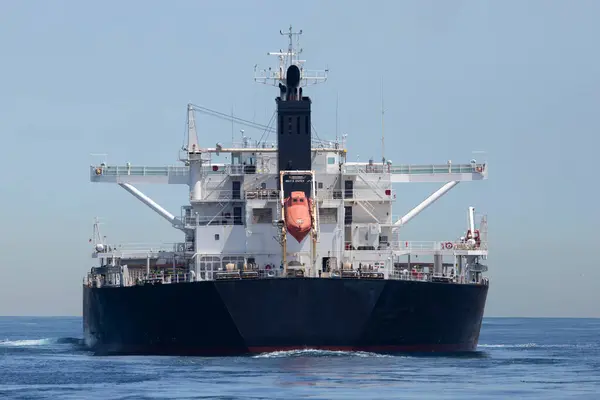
[214,234,220,241]
[327,157,335,165]
[319,208,337,224]
[252,208,273,224]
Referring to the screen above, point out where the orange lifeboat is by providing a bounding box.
[284,191,313,243]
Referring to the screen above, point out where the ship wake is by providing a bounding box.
[0,337,83,347]
[0,337,85,354]
[252,349,394,359]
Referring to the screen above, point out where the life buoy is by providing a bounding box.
[445,242,453,250]
[95,167,102,175]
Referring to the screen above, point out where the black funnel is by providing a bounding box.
[286,65,301,89]
[276,63,312,198]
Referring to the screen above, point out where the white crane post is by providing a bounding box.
[394,181,459,226]
[119,183,182,228]
[468,206,476,235]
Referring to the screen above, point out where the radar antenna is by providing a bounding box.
[254,25,328,88]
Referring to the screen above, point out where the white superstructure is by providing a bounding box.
[85,27,489,289]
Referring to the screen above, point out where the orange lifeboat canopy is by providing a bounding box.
[284,191,312,243]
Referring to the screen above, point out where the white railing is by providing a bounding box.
[182,215,244,227]
[391,269,489,285]
[91,162,487,179]
[85,272,196,288]
[343,240,488,252]
[199,138,342,150]
[189,188,280,202]
[228,139,278,149]
[343,163,486,175]
[188,188,395,202]
[203,164,273,175]
[245,189,280,201]
[137,272,194,284]
[90,164,267,177]
[316,188,395,201]
[94,242,189,255]
[397,240,488,251]
[390,163,486,175]
[84,268,487,286]
[91,165,189,177]
[389,269,433,282]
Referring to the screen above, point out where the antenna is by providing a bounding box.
[381,77,386,164]
[280,25,303,68]
[336,92,339,143]
[91,217,105,246]
[252,89,256,123]
[231,105,234,144]
[254,25,328,88]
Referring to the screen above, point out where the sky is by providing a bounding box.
[0,0,598,317]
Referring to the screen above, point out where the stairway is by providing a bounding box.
[356,169,387,200]
[357,200,379,223]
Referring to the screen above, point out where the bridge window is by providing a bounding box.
[327,157,335,165]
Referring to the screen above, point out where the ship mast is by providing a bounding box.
[381,77,386,164]
[254,25,328,88]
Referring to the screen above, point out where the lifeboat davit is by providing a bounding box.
[284,191,313,243]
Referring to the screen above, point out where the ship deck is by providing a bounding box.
[91,240,488,260]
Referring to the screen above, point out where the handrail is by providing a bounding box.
[93,239,488,255]
[93,242,189,254]
[91,162,486,178]
[91,165,189,177]
[343,240,488,251]
[315,188,395,200]
[189,188,395,202]
[343,163,486,175]
[182,215,245,227]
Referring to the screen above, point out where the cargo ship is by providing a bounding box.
[83,27,490,355]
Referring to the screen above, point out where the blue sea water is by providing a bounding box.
[0,317,598,399]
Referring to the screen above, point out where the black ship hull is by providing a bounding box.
[83,278,488,356]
